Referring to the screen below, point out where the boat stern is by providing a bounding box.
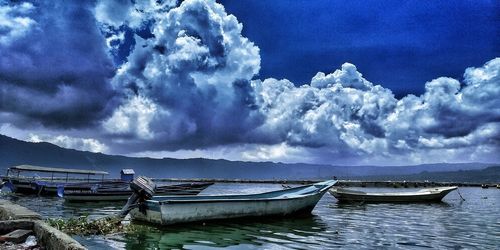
[129,200,164,225]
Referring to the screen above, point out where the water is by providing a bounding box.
[2,184,499,249]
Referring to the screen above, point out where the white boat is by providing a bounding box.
[129,180,337,225]
[329,186,458,203]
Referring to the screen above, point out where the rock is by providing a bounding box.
[0,200,42,220]
[0,229,33,244]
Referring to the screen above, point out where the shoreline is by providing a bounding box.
[0,200,86,249]
[3,176,496,188]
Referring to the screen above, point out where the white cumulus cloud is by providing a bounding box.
[247,58,500,164]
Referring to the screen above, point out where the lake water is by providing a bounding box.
[2,184,499,249]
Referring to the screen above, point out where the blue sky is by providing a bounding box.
[0,0,498,165]
[219,0,499,96]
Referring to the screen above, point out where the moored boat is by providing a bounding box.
[2,165,113,195]
[62,182,214,202]
[329,186,458,203]
[129,180,337,225]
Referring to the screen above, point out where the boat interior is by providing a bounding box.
[149,180,337,202]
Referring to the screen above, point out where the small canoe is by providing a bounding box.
[63,182,214,202]
[129,180,337,225]
[329,186,457,203]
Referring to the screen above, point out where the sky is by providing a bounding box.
[219,0,499,97]
[0,0,499,166]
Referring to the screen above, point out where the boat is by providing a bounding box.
[128,180,337,225]
[2,165,114,195]
[62,182,214,202]
[329,186,458,203]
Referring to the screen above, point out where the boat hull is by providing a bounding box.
[64,192,132,201]
[39,182,126,196]
[329,186,457,203]
[2,177,126,195]
[63,183,213,202]
[4,179,38,194]
[130,180,336,225]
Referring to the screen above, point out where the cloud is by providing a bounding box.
[93,0,178,66]
[28,134,108,153]
[94,0,177,29]
[0,1,117,128]
[247,58,500,164]
[311,63,373,90]
[104,0,262,150]
[0,2,36,45]
[103,95,158,139]
[251,64,396,147]
[99,0,499,164]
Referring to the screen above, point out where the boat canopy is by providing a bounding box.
[8,165,109,175]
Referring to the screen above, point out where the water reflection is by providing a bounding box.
[319,188,499,249]
[118,216,329,249]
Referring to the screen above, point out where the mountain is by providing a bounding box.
[360,166,500,183]
[0,134,495,179]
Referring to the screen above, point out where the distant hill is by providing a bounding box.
[360,166,500,183]
[0,134,496,180]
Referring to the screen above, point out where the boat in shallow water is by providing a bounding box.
[129,180,337,225]
[329,186,458,203]
[62,182,214,202]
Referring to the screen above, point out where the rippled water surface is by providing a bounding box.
[2,184,499,249]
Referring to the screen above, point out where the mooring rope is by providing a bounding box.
[456,188,466,201]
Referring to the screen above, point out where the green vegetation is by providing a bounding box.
[46,216,127,235]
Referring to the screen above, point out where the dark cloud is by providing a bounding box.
[0,1,117,128]
[103,0,262,149]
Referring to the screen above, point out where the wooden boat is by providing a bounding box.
[329,186,458,203]
[62,182,214,202]
[2,165,112,195]
[129,180,337,225]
